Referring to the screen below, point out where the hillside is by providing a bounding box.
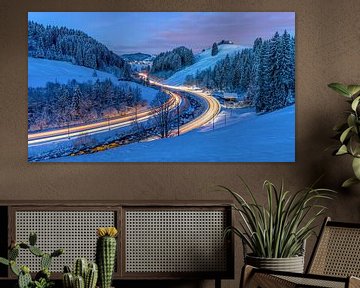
[28,57,158,103]
[150,46,195,78]
[165,44,245,86]
[48,105,295,162]
[122,53,152,61]
[28,57,119,87]
[28,21,130,77]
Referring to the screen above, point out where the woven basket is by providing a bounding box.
[245,254,305,273]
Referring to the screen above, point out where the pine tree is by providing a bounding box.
[211,42,219,56]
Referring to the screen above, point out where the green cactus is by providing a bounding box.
[19,243,30,249]
[29,246,44,257]
[63,265,72,273]
[18,270,32,288]
[9,246,19,260]
[74,258,88,279]
[85,263,98,288]
[51,248,64,258]
[29,232,37,246]
[0,232,63,288]
[35,268,50,282]
[10,260,20,276]
[41,253,52,270]
[63,259,98,288]
[96,229,117,288]
[73,275,85,288]
[63,272,74,288]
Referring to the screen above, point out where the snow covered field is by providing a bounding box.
[165,44,245,86]
[48,105,295,162]
[28,57,119,87]
[28,57,158,103]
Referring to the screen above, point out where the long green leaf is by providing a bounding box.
[328,83,351,97]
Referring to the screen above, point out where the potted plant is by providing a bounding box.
[0,232,63,288]
[221,179,334,273]
[328,83,360,187]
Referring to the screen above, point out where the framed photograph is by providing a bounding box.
[28,12,295,162]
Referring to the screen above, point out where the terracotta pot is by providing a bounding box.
[245,254,304,273]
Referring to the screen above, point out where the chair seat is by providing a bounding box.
[277,275,346,288]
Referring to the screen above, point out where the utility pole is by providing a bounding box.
[108,116,110,131]
[212,113,215,131]
[177,104,180,136]
[67,123,70,139]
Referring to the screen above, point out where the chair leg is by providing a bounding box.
[240,265,255,288]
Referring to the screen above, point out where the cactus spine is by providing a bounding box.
[96,227,118,288]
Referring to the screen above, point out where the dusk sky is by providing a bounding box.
[28,12,295,55]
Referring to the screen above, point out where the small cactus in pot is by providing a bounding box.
[96,227,118,288]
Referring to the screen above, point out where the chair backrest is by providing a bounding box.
[307,217,360,277]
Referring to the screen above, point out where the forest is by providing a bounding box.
[151,46,195,76]
[185,31,295,112]
[28,79,144,131]
[28,21,131,78]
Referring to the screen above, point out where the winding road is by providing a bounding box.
[149,80,221,135]
[28,78,221,146]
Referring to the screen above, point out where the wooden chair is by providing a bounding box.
[241,217,360,288]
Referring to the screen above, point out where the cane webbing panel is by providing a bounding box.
[15,211,115,272]
[309,226,360,277]
[125,210,227,273]
[276,275,345,288]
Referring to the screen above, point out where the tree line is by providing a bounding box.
[28,21,131,78]
[151,46,195,75]
[185,31,295,112]
[28,79,144,131]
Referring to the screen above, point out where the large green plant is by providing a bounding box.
[0,232,63,288]
[328,83,360,187]
[221,179,334,258]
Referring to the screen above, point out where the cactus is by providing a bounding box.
[63,260,98,288]
[35,268,50,281]
[64,265,72,273]
[9,246,19,260]
[51,248,64,258]
[96,227,118,288]
[63,272,74,288]
[0,232,63,288]
[41,253,52,270]
[18,268,32,288]
[29,245,44,257]
[10,260,20,276]
[85,263,98,288]
[74,275,85,288]
[74,258,88,279]
[29,232,37,246]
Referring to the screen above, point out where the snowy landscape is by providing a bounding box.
[28,12,295,162]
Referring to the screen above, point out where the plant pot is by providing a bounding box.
[245,254,304,273]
